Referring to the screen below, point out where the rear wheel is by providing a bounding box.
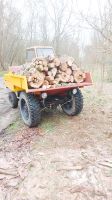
[8,92,18,108]
[19,92,41,127]
[62,89,83,116]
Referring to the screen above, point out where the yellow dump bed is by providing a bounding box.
[4,73,28,92]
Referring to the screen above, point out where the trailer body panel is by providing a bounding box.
[4,72,92,94]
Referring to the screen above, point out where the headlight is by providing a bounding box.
[72,89,77,95]
[41,93,47,99]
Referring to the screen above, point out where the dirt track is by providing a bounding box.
[0,83,112,200]
[0,78,18,133]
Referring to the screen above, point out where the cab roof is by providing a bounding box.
[26,46,53,50]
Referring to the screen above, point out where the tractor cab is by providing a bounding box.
[26,46,55,62]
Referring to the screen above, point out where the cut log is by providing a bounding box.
[67,57,74,67]
[70,75,74,83]
[45,76,54,84]
[71,64,79,71]
[47,56,54,62]
[48,71,52,76]
[43,66,49,72]
[58,72,69,83]
[35,71,45,80]
[29,68,37,74]
[42,60,48,67]
[30,63,36,68]
[28,71,45,88]
[43,80,49,86]
[51,68,57,77]
[38,60,43,65]
[37,65,44,72]
[59,63,68,72]
[42,85,51,89]
[48,62,55,69]
[29,82,40,89]
[57,70,62,74]
[12,56,86,89]
[53,78,60,84]
[27,76,34,83]
[66,68,72,75]
[54,58,61,67]
[35,60,39,65]
[73,71,86,83]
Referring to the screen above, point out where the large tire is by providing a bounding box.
[19,92,41,127]
[62,89,83,116]
[8,92,18,108]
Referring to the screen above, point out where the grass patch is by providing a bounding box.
[40,111,68,133]
[41,121,55,133]
[6,118,23,133]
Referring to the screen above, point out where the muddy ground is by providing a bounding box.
[0,78,18,132]
[0,82,112,200]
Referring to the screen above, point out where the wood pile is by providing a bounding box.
[10,56,86,89]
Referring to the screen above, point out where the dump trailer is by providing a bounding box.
[4,46,92,127]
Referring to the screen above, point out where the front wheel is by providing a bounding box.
[19,92,41,127]
[62,89,83,116]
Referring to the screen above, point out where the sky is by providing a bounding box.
[14,0,107,48]
[15,0,106,14]
[76,0,106,45]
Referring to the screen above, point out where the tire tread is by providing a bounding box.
[72,89,83,116]
[62,89,83,116]
[20,93,41,127]
[27,94,41,127]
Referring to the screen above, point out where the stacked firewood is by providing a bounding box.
[10,56,86,89]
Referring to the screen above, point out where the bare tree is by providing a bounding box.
[43,0,74,54]
[0,0,23,69]
[0,0,80,70]
[79,0,112,82]
[26,0,79,55]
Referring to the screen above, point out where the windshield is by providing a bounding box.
[36,48,54,58]
[26,49,35,62]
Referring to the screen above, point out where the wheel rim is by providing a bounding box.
[21,99,29,120]
[62,95,76,114]
[64,100,72,110]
